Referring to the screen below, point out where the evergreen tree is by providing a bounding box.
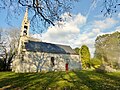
[80,45,91,69]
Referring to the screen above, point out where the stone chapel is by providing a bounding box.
[12,8,82,73]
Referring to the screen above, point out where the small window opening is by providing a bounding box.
[51,57,55,67]
[23,26,28,35]
[24,26,28,29]
[23,30,27,35]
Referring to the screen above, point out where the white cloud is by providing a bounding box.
[32,34,41,39]
[95,25,120,37]
[94,18,118,30]
[32,13,119,57]
[41,13,86,46]
[32,13,102,57]
[115,26,120,32]
[73,31,97,57]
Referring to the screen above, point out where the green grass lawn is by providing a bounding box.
[0,70,120,90]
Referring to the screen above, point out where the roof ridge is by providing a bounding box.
[25,41,77,54]
[28,40,71,47]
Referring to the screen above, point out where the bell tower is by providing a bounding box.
[18,7,30,55]
[20,7,30,37]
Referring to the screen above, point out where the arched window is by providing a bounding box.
[51,57,55,67]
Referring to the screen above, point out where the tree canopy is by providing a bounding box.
[74,47,80,55]
[94,31,120,69]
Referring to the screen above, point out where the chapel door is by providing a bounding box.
[65,63,68,71]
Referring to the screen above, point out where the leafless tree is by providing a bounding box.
[0,28,19,71]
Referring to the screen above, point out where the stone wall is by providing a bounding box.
[12,52,82,73]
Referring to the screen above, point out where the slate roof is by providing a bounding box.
[25,41,77,54]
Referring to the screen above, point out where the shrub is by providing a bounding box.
[90,58,102,68]
[96,64,116,73]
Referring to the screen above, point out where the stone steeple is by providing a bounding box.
[20,7,30,37]
[18,7,30,55]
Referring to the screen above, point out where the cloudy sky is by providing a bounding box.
[0,0,120,57]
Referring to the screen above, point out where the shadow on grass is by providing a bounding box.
[73,70,120,90]
[0,71,69,90]
[0,71,120,90]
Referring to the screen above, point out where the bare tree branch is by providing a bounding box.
[101,0,120,17]
[0,0,78,32]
